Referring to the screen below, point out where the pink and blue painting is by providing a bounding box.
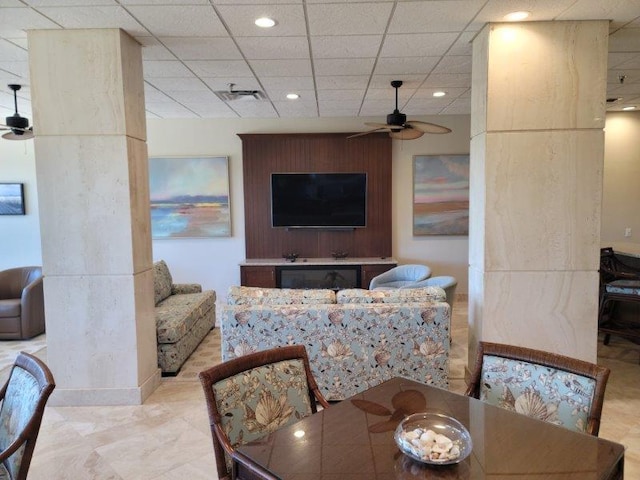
[149,156,230,238]
[413,154,469,236]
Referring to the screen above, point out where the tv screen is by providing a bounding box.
[271,173,367,228]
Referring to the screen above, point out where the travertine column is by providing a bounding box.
[28,29,160,405]
[469,21,608,365]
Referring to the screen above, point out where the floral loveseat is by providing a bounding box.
[221,286,450,400]
[154,260,216,374]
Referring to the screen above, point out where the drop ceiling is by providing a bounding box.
[1,0,639,121]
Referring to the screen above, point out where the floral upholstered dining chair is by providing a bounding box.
[199,345,330,480]
[466,341,610,436]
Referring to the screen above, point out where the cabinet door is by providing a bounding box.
[241,266,276,287]
[361,263,396,289]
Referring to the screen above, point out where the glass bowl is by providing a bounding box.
[394,412,472,465]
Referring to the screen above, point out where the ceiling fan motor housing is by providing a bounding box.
[386,110,406,127]
[5,113,28,132]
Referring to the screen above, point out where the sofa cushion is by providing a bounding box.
[156,291,215,343]
[336,287,446,304]
[227,286,336,305]
[154,260,173,306]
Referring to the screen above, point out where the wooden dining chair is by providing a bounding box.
[199,345,330,480]
[0,352,56,480]
[466,341,610,436]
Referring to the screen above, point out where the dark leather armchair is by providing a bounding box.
[0,266,45,340]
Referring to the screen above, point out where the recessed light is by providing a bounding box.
[433,91,446,97]
[504,11,530,21]
[286,93,299,100]
[255,17,276,28]
[622,106,636,111]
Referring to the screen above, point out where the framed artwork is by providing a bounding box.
[0,183,25,215]
[149,156,230,238]
[413,154,469,236]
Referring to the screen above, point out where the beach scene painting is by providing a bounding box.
[413,155,469,236]
[149,156,230,238]
[0,183,25,215]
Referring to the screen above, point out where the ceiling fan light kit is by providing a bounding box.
[349,80,452,140]
[1,84,34,141]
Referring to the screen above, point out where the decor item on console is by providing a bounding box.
[413,154,469,236]
[153,260,216,374]
[331,251,349,260]
[283,253,299,262]
[221,285,450,401]
[349,81,452,140]
[149,156,230,239]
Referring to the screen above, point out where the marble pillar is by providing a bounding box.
[28,29,160,405]
[469,21,608,365]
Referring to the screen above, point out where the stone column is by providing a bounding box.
[28,29,159,405]
[469,21,608,365]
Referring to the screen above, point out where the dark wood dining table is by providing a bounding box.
[232,377,625,480]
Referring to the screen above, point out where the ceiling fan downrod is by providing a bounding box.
[387,80,406,127]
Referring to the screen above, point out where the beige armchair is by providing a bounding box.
[0,266,45,340]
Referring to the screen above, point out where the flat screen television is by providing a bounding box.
[271,173,367,228]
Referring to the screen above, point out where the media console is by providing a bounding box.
[240,257,397,290]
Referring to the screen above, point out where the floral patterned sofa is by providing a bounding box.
[154,260,216,375]
[221,286,450,400]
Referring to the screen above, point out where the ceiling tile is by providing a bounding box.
[136,36,176,60]
[185,60,253,77]
[449,32,476,56]
[273,101,318,118]
[235,36,309,59]
[188,102,238,118]
[147,77,207,92]
[412,86,469,99]
[126,5,227,37]
[388,1,485,34]
[610,28,640,52]
[227,100,278,117]
[0,60,29,79]
[211,0,302,4]
[143,60,193,78]
[143,84,174,103]
[374,57,440,75]
[311,35,382,58]
[0,38,28,61]
[161,37,241,61]
[369,75,426,89]
[249,59,312,77]
[556,0,640,29]
[317,89,365,101]
[307,2,393,36]
[166,90,224,104]
[314,58,375,76]
[260,76,315,94]
[319,107,360,117]
[119,0,208,4]
[216,4,307,37]
[469,0,576,30]
[36,6,149,36]
[0,7,62,38]
[316,75,370,90]
[265,88,315,102]
[403,98,453,115]
[615,55,640,70]
[381,33,459,58]
[144,102,199,118]
[440,97,471,114]
[422,73,471,88]
[608,52,640,69]
[26,0,118,5]
[432,55,472,74]
[364,88,414,103]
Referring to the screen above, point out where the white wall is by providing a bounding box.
[602,112,640,245]
[0,139,42,268]
[5,111,632,304]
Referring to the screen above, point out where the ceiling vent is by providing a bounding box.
[214,83,266,102]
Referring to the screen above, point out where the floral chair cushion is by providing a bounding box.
[336,287,445,304]
[606,279,640,296]
[227,286,336,305]
[0,366,41,479]
[211,358,313,462]
[479,355,597,433]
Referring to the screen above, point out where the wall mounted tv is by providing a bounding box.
[271,173,367,228]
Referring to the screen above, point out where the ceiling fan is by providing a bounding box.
[1,84,34,141]
[349,80,451,140]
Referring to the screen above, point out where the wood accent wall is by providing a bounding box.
[239,133,392,259]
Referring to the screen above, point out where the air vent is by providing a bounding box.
[214,89,266,102]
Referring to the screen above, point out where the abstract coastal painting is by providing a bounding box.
[149,156,230,238]
[413,154,469,236]
[0,183,25,215]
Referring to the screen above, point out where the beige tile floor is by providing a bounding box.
[1,301,638,479]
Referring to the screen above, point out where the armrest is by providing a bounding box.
[20,277,45,338]
[172,283,202,294]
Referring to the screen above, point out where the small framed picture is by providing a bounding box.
[0,183,25,215]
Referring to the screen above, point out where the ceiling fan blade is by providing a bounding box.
[2,130,34,140]
[405,120,451,134]
[389,128,424,140]
[364,122,403,131]
[347,128,390,139]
